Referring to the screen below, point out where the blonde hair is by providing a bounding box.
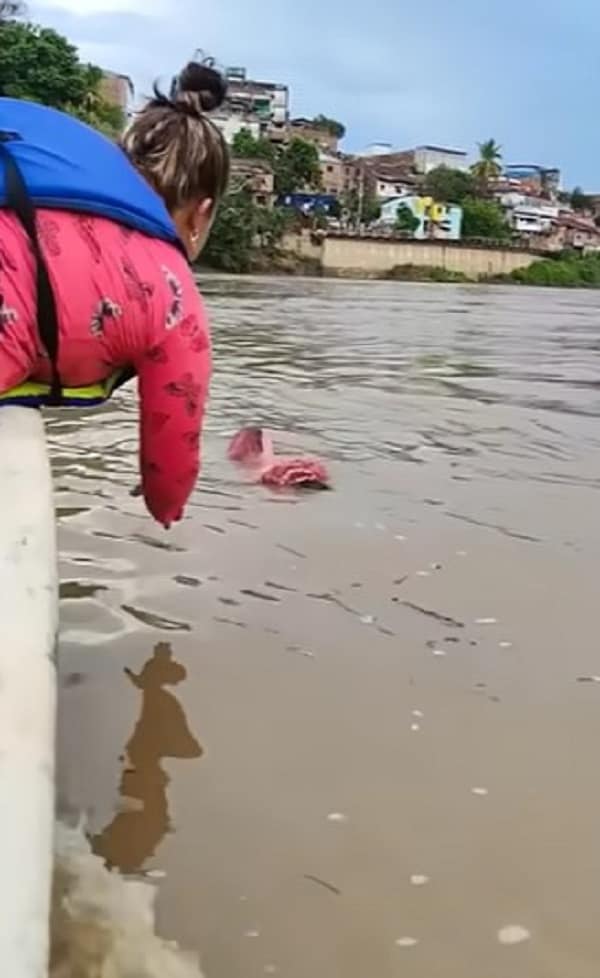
[121,59,230,213]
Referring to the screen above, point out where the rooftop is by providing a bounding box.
[417,145,467,156]
[373,169,418,184]
[556,211,598,232]
[231,158,273,174]
[504,164,560,177]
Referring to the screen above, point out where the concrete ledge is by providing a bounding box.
[0,406,57,977]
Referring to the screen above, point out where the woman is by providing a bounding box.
[0,60,229,528]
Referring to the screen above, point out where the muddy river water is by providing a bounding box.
[51,277,600,978]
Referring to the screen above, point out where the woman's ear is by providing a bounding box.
[190,198,213,237]
[172,198,214,258]
[187,198,215,259]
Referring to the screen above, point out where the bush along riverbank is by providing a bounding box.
[505,251,600,287]
[382,255,600,286]
[384,264,470,283]
[376,252,600,286]
[199,190,325,276]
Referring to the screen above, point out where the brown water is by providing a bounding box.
[53,277,600,978]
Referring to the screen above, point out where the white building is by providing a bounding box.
[413,145,469,173]
[224,66,289,140]
[212,114,261,145]
[499,192,559,234]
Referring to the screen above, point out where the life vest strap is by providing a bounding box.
[0,368,132,409]
[0,131,62,405]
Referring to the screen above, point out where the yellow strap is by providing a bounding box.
[0,371,124,404]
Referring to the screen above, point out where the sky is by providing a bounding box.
[29,0,600,188]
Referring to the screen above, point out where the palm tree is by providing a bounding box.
[471,139,503,194]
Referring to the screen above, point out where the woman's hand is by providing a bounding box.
[130,483,183,529]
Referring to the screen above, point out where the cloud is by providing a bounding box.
[28,0,600,186]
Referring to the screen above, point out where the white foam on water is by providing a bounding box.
[50,820,203,978]
[497,924,531,945]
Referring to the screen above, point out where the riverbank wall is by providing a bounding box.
[281,232,541,280]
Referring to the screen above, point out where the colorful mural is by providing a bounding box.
[380,195,463,240]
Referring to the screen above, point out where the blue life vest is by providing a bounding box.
[0,98,184,408]
[0,98,179,243]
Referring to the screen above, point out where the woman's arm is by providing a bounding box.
[134,303,211,528]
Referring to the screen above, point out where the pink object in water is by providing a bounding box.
[228,427,330,490]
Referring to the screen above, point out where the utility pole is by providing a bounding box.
[358,163,365,233]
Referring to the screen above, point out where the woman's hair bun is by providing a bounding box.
[172,58,227,114]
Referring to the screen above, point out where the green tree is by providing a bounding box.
[0,20,124,136]
[395,203,419,235]
[0,21,88,107]
[68,63,125,138]
[328,197,342,220]
[255,204,293,251]
[342,188,381,226]
[461,197,510,240]
[202,188,257,272]
[312,205,329,230]
[274,137,321,194]
[423,165,475,204]
[312,114,346,140]
[231,128,275,162]
[233,133,321,196]
[570,186,589,211]
[202,190,291,273]
[363,194,381,225]
[471,139,503,194]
